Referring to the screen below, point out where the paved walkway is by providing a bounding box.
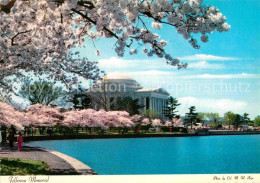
[0,144,97,175]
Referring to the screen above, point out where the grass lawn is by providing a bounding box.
[0,157,54,175]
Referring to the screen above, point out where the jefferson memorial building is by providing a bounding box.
[89,73,170,119]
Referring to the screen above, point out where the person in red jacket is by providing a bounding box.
[17,132,23,151]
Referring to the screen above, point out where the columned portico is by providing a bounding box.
[90,73,170,119]
[137,91,169,119]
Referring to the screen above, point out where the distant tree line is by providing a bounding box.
[17,80,260,128]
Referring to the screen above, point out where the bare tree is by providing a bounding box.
[19,80,65,105]
[87,80,125,111]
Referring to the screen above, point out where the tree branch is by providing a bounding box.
[11,30,31,46]
[71,8,119,39]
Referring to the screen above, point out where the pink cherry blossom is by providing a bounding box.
[26,104,63,127]
[141,118,150,126]
[152,119,162,127]
[0,0,230,96]
[0,101,25,129]
[164,121,173,127]
[172,118,183,127]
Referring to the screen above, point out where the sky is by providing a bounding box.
[11,0,259,118]
[73,0,260,118]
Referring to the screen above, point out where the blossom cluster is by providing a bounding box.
[0,102,168,130]
[0,101,25,129]
[0,0,230,96]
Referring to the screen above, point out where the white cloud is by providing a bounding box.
[98,56,229,73]
[98,57,132,69]
[128,70,177,88]
[98,57,171,71]
[177,97,249,116]
[179,54,240,61]
[129,70,174,76]
[188,61,225,69]
[194,73,260,79]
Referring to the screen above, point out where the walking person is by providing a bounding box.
[10,125,16,136]
[1,129,6,146]
[17,132,23,151]
[1,126,7,147]
[8,125,16,150]
[7,129,14,149]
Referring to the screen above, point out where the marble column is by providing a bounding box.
[161,99,164,117]
[157,98,159,117]
[145,97,148,110]
[163,99,166,118]
[142,97,145,110]
[153,97,156,111]
[151,97,154,111]
[159,99,162,117]
[158,98,160,117]
[151,97,154,115]
[149,97,152,109]
[154,97,156,111]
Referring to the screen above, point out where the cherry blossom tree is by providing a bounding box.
[152,118,162,127]
[62,109,92,134]
[0,0,230,97]
[107,110,135,128]
[0,101,25,129]
[141,118,150,126]
[63,109,135,130]
[1,101,142,134]
[63,110,83,128]
[130,114,142,124]
[26,104,64,127]
[92,109,110,129]
[104,111,121,128]
[79,109,96,127]
[164,120,172,127]
[172,117,182,127]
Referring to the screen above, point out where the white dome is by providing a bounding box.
[101,72,142,91]
[104,72,135,80]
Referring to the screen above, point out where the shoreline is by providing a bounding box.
[23,131,260,142]
[0,145,97,175]
[37,147,98,175]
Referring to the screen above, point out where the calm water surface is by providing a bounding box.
[28,135,260,174]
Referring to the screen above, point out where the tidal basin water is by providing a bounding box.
[28,135,260,174]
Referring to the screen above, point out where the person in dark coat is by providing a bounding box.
[10,125,16,136]
[8,129,14,148]
[1,129,6,146]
